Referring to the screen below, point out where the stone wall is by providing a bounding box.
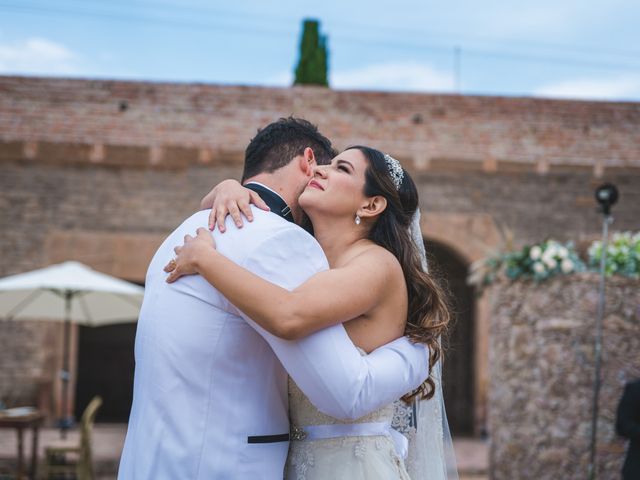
[488,273,640,479]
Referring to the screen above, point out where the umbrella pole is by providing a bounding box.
[60,291,72,439]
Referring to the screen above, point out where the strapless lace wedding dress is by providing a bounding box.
[285,366,411,479]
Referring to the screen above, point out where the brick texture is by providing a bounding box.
[0,75,639,430]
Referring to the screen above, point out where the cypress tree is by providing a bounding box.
[294,19,329,87]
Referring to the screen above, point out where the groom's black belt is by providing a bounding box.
[247,433,290,444]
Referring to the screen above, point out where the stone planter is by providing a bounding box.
[487,273,640,479]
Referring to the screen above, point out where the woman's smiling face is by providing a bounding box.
[298,148,370,219]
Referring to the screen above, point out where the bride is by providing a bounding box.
[165,145,454,479]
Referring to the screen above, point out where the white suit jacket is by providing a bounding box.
[118,208,428,479]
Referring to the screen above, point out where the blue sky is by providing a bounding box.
[1,0,639,101]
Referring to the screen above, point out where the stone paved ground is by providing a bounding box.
[0,424,488,479]
[454,437,489,479]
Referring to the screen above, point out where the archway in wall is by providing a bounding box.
[425,238,476,436]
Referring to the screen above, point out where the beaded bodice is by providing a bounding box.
[288,376,395,428]
[285,348,411,479]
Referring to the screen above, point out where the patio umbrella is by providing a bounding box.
[0,261,144,437]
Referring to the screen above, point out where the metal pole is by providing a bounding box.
[587,214,612,480]
[60,291,72,439]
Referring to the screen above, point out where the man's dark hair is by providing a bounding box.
[242,117,336,181]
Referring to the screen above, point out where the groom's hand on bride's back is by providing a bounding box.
[200,179,270,232]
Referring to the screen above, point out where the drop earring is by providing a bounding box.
[355,214,361,225]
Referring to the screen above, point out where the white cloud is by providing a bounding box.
[533,75,640,101]
[332,61,454,92]
[266,61,455,93]
[0,37,80,75]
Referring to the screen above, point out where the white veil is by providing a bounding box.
[392,209,459,480]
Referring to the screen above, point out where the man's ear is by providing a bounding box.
[358,195,387,220]
[300,147,316,176]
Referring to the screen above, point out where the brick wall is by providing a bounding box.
[1,75,639,427]
[1,75,640,172]
[1,75,638,278]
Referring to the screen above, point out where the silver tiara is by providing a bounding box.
[384,153,404,190]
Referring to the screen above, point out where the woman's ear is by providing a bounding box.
[358,195,387,220]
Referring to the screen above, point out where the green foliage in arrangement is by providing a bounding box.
[469,240,585,289]
[505,240,586,281]
[469,232,640,289]
[588,231,640,278]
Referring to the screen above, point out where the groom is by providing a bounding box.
[118,117,428,479]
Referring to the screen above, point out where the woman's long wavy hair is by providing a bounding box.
[346,146,451,402]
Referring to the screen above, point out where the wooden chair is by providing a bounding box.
[42,396,102,480]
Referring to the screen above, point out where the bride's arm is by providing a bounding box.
[165,228,395,340]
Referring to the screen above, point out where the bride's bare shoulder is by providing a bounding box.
[349,242,403,275]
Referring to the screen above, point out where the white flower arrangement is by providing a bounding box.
[588,231,640,278]
[469,232,640,289]
[508,240,584,281]
[468,239,585,288]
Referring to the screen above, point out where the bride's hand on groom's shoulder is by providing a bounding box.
[200,179,269,233]
[164,228,217,283]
